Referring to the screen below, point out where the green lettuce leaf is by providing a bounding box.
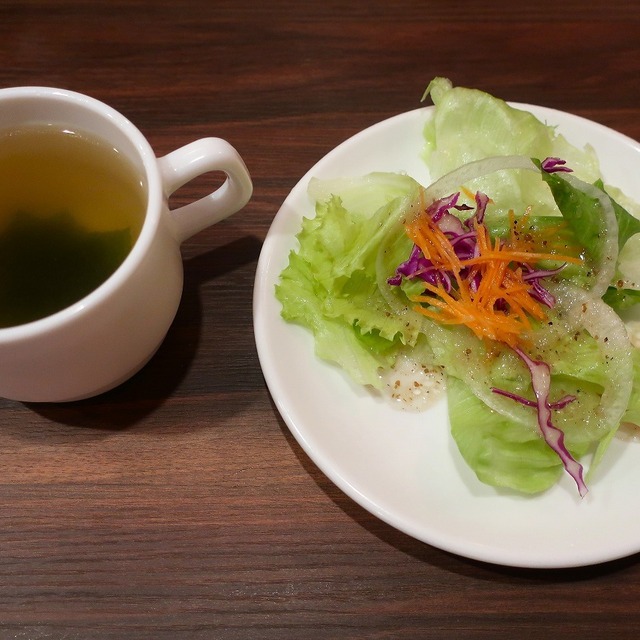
[622,348,640,426]
[276,174,420,387]
[447,376,591,494]
[423,78,601,213]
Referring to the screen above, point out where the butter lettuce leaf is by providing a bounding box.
[423,77,601,217]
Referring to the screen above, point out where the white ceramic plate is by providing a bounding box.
[253,104,640,569]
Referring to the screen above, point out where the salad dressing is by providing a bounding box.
[378,354,446,411]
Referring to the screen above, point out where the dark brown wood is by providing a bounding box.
[0,1,639,637]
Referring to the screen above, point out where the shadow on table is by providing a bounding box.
[272,399,640,582]
[20,234,262,432]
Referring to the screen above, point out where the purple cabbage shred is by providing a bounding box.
[541,157,573,173]
[512,347,587,497]
[491,386,576,410]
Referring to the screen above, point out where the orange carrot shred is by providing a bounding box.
[403,206,583,348]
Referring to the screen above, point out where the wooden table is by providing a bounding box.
[0,1,639,637]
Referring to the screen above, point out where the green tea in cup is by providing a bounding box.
[0,86,252,402]
[0,124,146,327]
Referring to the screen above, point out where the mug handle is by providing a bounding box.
[157,138,253,243]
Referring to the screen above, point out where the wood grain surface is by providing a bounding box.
[0,1,639,638]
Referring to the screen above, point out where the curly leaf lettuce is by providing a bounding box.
[276,174,420,387]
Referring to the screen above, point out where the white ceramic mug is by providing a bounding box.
[0,87,253,402]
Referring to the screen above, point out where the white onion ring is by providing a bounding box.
[543,281,633,437]
[553,172,619,298]
[421,155,539,204]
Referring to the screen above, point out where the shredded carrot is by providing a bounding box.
[406,216,462,271]
[465,222,583,267]
[404,208,583,348]
[461,186,476,201]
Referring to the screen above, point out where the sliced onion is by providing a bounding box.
[421,155,538,206]
[542,281,633,437]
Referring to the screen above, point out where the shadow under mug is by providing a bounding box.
[0,87,253,402]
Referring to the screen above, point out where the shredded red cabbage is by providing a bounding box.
[522,265,567,308]
[491,386,576,410]
[387,244,455,290]
[427,192,471,222]
[541,157,573,173]
[512,346,588,497]
[466,191,490,226]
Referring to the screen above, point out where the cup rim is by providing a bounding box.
[0,86,163,341]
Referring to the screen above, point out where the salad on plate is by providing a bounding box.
[274,77,640,497]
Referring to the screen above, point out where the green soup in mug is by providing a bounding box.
[0,124,146,327]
